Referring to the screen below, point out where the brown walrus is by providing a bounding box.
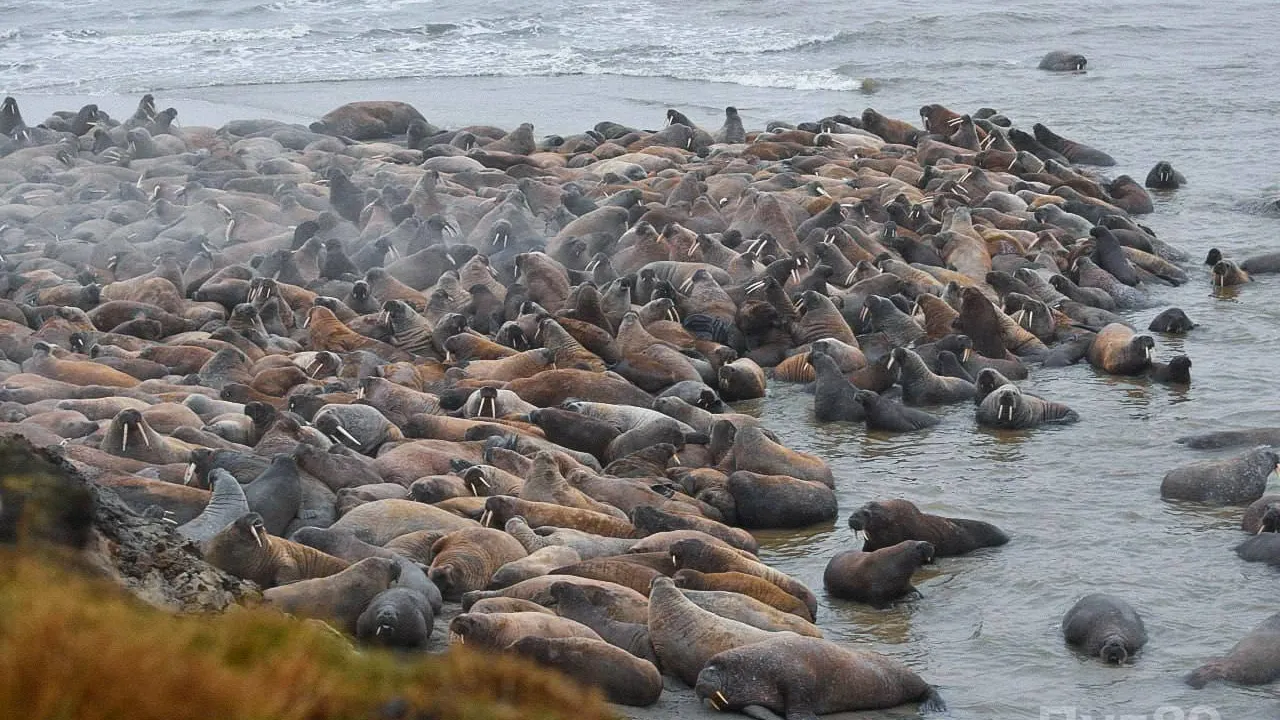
[1086,323,1154,375]
[647,576,793,686]
[673,569,813,622]
[848,499,1009,557]
[262,556,400,633]
[447,611,602,650]
[670,539,817,619]
[202,513,350,588]
[427,526,527,599]
[508,636,663,707]
[823,540,935,608]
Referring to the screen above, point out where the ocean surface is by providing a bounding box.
[4,1,1280,718]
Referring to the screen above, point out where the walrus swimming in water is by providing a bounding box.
[1160,447,1279,505]
[1062,594,1148,665]
[1038,50,1087,71]
[976,384,1079,429]
[1186,612,1280,688]
[695,635,946,715]
[848,499,1008,557]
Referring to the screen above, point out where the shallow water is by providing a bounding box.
[5,1,1280,718]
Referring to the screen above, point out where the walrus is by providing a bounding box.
[548,557,664,597]
[1160,447,1279,505]
[823,540,934,608]
[175,468,249,543]
[848,499,1009,557]
[722,425,833,488]
[427,526,527,599]
[889,347,975,406]
[1086,323,1154,376]
[726,471,837,530]
[679,588,822,638]
[807,350,864,422]
[1148,355,1192,384]
[483,495,635,539]
[547,581,659,665]
[310,100,426,140]
[1211,259,1251,287]
[717,358,766,401]
[672,569,813,621]
[1147,307,1197,333]
[289,526,397,564]
[1176,428,1280,450]
[647,576,792,686]
[202,513,350,588]
[696,635,945,716]
[976,384,1079,429]
[631,505,757,554]
[508,636,663,707]
[356,580,435,649]
[242,454,302,536]
[1032,123,1115,166]
[1185,612,1280,688]
[328,498,476,545]
[1235,507,1280,563]
[1062,594,1148,665]
[263,556,400,634]
[99,408,193,465]
[1038,50,1087,72]
[1144,161,1185,189]
[1241,495,1280,534]
[448,611,602,650]
[670,539,817,619]
[855,390,940,433]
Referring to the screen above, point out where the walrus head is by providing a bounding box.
[693,663,735,712]
[1259,506,1280,535]
[1100,637,1128,665]
[993,389,1021,423]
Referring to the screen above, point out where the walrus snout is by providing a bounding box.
[1101,639,1128,665]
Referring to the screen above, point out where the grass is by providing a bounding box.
[0,549,619,720]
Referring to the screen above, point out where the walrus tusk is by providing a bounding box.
[140,429,151,448]
[885,354,895,371]
[680,277,694,294]
[336,426,360,447]
[183,463,195,485]
[666,307,679,323]
[121,424,129,451]
[252,526,265,548]
[714,691,729,708]
[962,348,972,363]
[672,452,681,465]
[355,386,365,400]
[479,510,492,528]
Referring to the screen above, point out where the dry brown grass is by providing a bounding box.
[0,549,618,720]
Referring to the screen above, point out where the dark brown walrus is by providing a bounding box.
[848,499,1009,557]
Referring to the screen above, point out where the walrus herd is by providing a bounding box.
[1,90,1278,714]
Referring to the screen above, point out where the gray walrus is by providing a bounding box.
[1062,594,1148,665]
[695,635,946,717]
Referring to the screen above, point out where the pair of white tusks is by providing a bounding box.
[251,524,266,548]
[120,423,150,451]
[479,510,493,527]
[477,396,497,419]
[707,691,729,710]
[998,403,1013,422]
